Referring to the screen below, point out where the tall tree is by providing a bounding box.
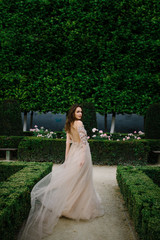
[0,0,159,129]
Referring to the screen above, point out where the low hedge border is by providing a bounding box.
[0,136,159,164]
[18,137,149,165]
[18,137,66,163]
[116,166,160,240]
[0,161,53,240]
[0,136,24,148]
[89,139,149,165]
[0,164,24,182]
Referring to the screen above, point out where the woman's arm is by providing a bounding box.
[76,121,87,167]
[65,132,71,160]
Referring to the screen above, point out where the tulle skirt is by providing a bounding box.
[18,142,104,240]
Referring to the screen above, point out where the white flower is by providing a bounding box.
[34,125,38,128]
[92,135,96,138]
[92,128,97,133]
[123,138,125,141]
[37,134,42,137]
[99,130,103,134]
[128,133,133,136]
[138,131,144,135]
[117,139,120,141]
[137,137,141,140]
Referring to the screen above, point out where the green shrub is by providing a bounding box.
[18,137,149,165]
[0,99,23,136]
[81,102,97,137]
[18,137,66,163]
[145,139,160,164]
[0,136,24,148]
[0,164,24,182]
[145,103,160,139]
[90,139,149,165]
[0,161,52,240]
[117,166,160,240]
[23,131,34,136]
[142,167,160,187]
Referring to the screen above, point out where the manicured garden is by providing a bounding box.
[0,99,160,240]
[117,166,160,240]
[0,161,52,240]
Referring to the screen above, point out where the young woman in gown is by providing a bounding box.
[18,104,104,240]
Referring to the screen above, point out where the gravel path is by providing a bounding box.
[44,165,139,240]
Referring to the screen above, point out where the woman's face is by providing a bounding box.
[74,107,82,120]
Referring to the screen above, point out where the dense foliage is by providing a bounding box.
[82,102,97,137]
[0,0,159,115]
[0,161,52,240]
[0,99,23,136]
[145,103,160,139]
[117,166,160,240]
[18,137,149,165]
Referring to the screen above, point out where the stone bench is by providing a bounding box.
[153,151,160,164]
[0,148,18,160]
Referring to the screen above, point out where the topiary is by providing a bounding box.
[0,99,23,136]
[145,103,160,139]
[81,102,97,137]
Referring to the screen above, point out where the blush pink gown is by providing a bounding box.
[19,124,104,240]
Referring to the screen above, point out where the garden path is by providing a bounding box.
[44,165,139,240]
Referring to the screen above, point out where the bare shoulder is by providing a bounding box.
[75,120,83,128]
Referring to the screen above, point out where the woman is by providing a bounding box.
[19,104,104,240]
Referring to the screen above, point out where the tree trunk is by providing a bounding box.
[30,111,33,129]
[104,113,107,132]
[110,112,116,133]
[23,111,27,131]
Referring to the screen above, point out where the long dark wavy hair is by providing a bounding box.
[65,103,82,133]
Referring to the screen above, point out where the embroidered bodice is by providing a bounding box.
[77,125,88,145]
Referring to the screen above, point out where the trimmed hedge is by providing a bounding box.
[145,103,160,139]
[81,102,97,137]
[0,164,24,182]
[145,139,160,164]
[142,167,160,187]
[18,137,149,165]
[18,137,66,163]
[0,136,24,148]
[90,139,149,165]
[0,161,52,240]
[0,99,23,136]
[0,136,159,164]
[117,166,160,240]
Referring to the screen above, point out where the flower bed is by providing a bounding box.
[91,128,144,141]
[0,161,52,240]
[117,166,160,240]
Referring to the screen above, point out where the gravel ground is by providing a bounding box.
[44,165,139,240]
